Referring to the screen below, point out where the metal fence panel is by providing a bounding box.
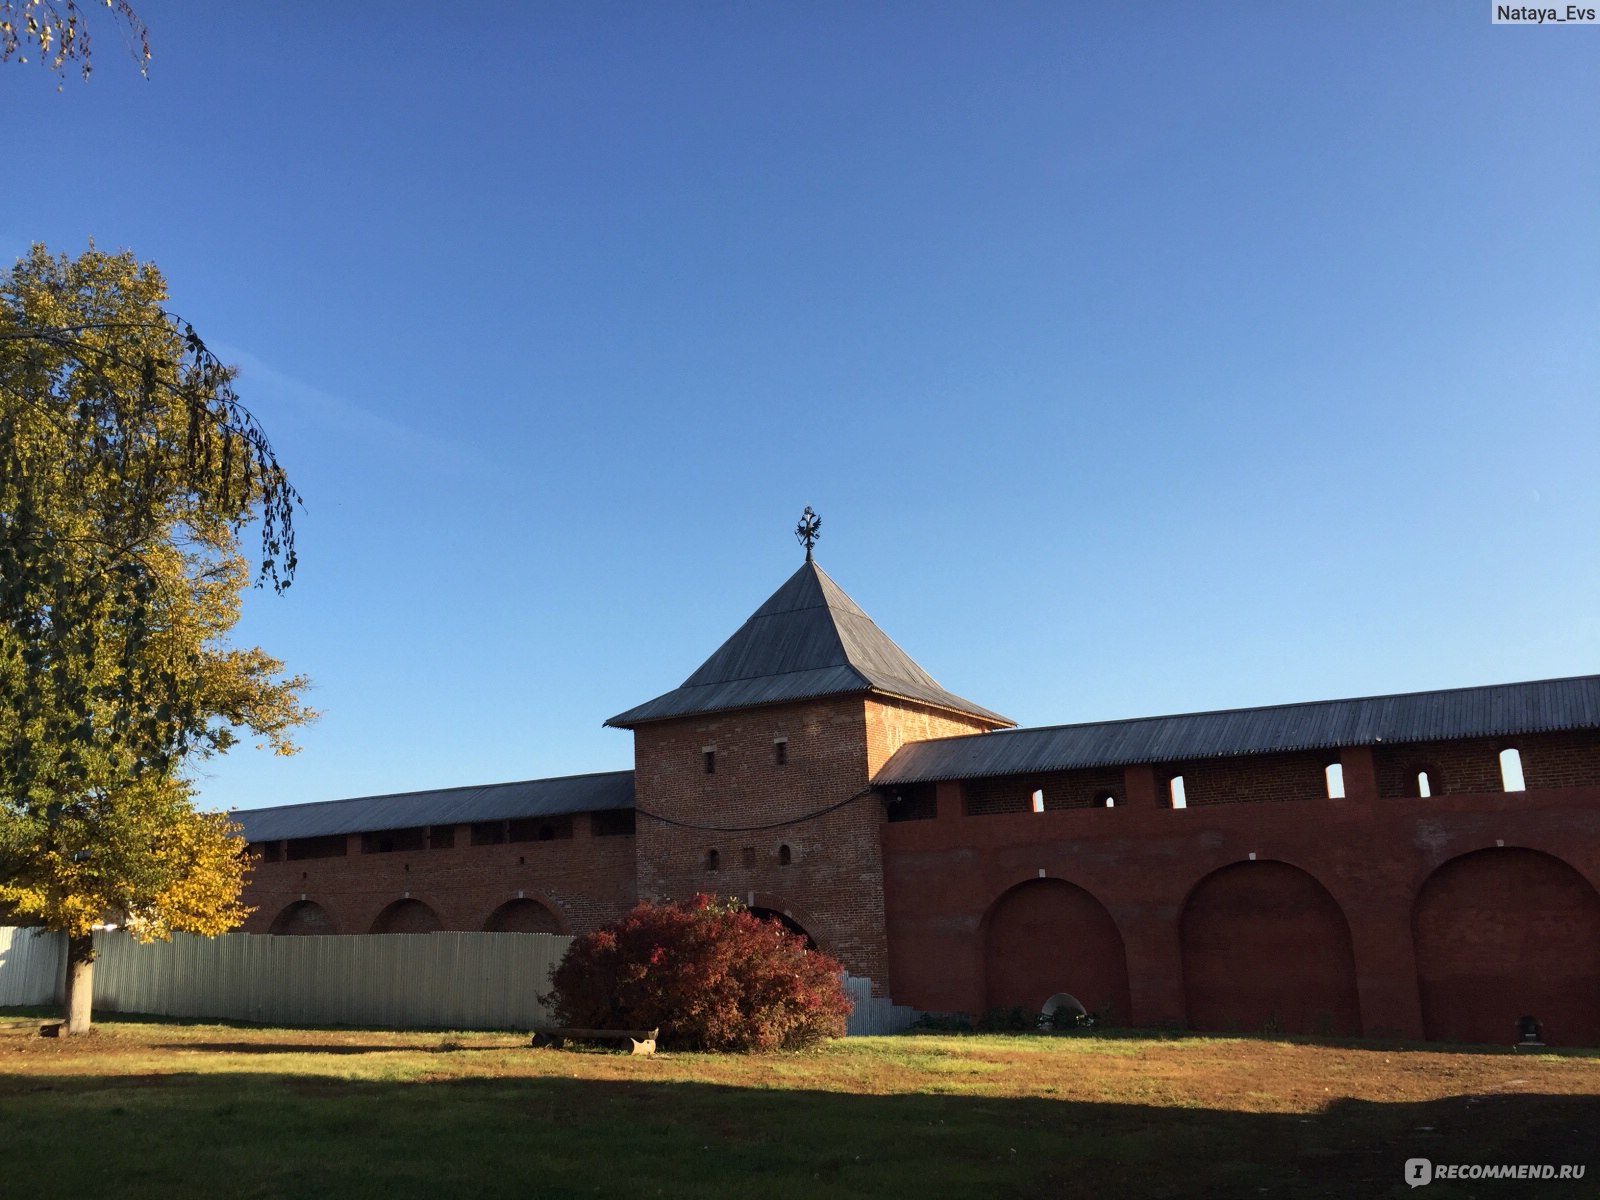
[843,973,917,1036]
[0,927,64,1006]
[88,930,573,1030]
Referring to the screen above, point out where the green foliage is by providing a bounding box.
[0,244,311,952]
[545,895,853,1052]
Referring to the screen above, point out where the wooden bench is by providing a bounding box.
[530,1027,658,1055]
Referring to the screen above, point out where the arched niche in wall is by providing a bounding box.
[1413,847,1600,1046]
[267,899,335,936]
[748,906,816,949]
[1179,860,1360,1036]
[369,898,442,935]
[484,897,563,935]
[981,878,1131,1021]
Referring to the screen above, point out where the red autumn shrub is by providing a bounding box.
[544,895,853,1051]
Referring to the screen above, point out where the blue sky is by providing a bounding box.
[6,2,1596,813]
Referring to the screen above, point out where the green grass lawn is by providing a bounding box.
[1,1011,1596,1199]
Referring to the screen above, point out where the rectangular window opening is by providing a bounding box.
[1500,747,1526,792]
[1325,762,1345,799]
[1169,775,1187,809]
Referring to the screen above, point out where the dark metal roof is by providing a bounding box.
[874,675,1600,786]
[606,559,1012,728]
[232,770,635,843]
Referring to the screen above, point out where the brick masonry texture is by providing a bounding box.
[629,696,995,994]
[244,812,637,938]
[239,710,1600,1043]
[882,729,1600,1042]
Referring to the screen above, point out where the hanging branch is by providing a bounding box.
[0,313,300,591]
[0,0,151,83]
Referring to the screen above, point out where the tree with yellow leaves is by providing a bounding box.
[0,244,313,1033]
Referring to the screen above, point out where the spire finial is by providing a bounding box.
[794,506,821,561]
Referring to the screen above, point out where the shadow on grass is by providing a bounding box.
[0,1070,1592,1200]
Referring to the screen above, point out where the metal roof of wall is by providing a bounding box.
[873,675,1600,786]
[605,559,1012,728]
[232,770,635,843]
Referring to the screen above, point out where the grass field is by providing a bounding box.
[1,1011,1595,1199]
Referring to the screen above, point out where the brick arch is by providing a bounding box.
[267,899,337,936]
[1413,847,1600,1046]
[746,891,829,953]
[748,906,815,948]
[980,878,1131,1021]
[1180,860,1360,1036]
[369,897,442,934]
[484,896,565,934]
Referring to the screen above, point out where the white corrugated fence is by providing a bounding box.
[92,929,574,1029]
[0,926,64,1006]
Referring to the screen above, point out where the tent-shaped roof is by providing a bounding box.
[606,559,1012,728]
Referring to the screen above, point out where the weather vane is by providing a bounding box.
[795,506,821,561]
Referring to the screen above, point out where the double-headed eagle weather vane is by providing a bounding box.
[795,506,821,561]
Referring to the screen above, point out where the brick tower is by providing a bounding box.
[607,523,1010,993]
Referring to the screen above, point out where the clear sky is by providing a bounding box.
[5,2,1596,814]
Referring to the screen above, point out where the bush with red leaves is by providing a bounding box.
[544,895,853,1051]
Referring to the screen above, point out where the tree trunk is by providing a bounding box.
[63,933,95,1035]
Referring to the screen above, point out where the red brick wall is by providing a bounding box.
[241,812,637,937]
[629,695,998,993]
[1165,752,1332,807]
[235,702,1600,1047]
[881,770,1600,1043]
[1180,860,1361,1035]
[1413,847,1600,1044]
[1373,731,1600,797]
[1513,729,1600,790]
[1375,737,1503,797]
[965,766,1127,815]
[984,878,1131,1019]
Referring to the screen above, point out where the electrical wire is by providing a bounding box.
[631,787,880,833]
